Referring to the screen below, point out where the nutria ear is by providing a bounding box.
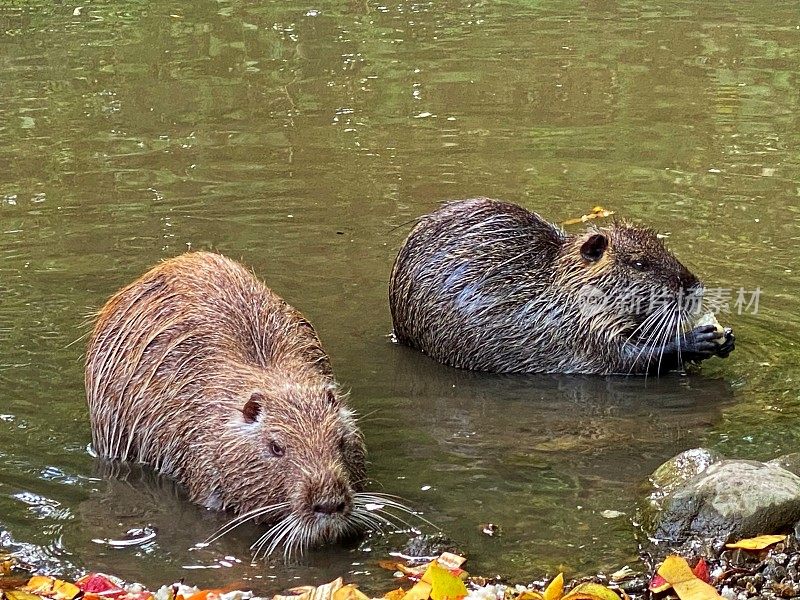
[580,233,608,262]
[325,388,339,406]
[242,392,264,423]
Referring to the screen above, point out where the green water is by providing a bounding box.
[1,0,799,593]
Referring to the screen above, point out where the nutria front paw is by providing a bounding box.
[682,324,725,361]
[716,327,735,358]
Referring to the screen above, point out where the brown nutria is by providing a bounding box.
[86,252,403,557]
[389,198,735,375]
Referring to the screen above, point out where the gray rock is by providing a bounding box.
[768,453,800,478]
[650,447,724,501]
[650,460,800,541]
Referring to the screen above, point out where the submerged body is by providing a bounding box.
[390,198,734,375]
[86,252,369,554]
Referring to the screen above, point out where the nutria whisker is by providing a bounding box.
[205,501,292,545]
[628,305,675,376]
[354,492,438,530]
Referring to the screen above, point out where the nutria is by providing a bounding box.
[389,198,735,375]
[86,252,401,556]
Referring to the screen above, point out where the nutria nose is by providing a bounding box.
[312,499,347,515]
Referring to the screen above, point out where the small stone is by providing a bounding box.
[721,586,737,600]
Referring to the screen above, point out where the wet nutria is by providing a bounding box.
[86,252,399,556]
[389,198,735,375]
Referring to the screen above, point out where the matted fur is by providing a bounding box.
[86,252,369,551]
[389,198,730,375]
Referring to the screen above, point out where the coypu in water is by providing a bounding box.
[389,198,735,375]
[86,252,403,556]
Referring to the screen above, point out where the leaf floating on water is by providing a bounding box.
[563,206,615,226]
[655,555,722,600]
[725,534,786,551]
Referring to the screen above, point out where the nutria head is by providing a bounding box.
[557,221,703,334]
[212,374,367,556]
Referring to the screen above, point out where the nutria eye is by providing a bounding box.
[269,441,285,458]
[630,259,648,271]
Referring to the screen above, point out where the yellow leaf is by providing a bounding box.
[400,580,432,600]
[562,583,621,600]
[657,556,722,600]
[725,535,786,550]
[332,585,369,600]
[543,574,564,600]
[516,592,544,600]
[421,562,468,600]
[21,577,80,600]
[563,207,615,226]
[6,592,45,600]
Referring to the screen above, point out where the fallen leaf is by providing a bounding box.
[650,557,710,593]
[436,554,466,571]
[543,574,564,600]
[656,556,722,600]
[725,535,786,551]
[6,592,45,600]
[422,562,467,600]
[399,580,432,600]
[0,555,13,577]
[648,575,670,594]
[384,589,406,600]
[277,579,344,600]
[377,561,428,580]
[692,559,710,584]
[610,567,635,583]
[562,582,620,600]
[23,577,81,600]
[563,207,615,226]
[185,591,223,600]
[76,574,126,597]
[332,585,369,600]
[515,592,544,600]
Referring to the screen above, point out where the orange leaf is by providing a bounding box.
[400,580,432,600]
[185,590,223,600]
[384,589,407,600]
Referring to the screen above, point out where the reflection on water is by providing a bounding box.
[1,0,799,592]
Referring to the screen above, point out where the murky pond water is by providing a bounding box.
[1,0,800,593]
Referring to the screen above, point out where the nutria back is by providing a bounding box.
[86,252,370,552]
[389,198,734,375]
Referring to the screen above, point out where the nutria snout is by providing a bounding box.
[389,198,735,375]
[86,252,407,556]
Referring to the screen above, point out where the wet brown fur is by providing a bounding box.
[389,198,720,375]
[86,252,367,549]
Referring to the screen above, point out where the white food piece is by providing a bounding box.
[693,311,725,345]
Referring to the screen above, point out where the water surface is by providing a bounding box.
[1,0,799,593]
